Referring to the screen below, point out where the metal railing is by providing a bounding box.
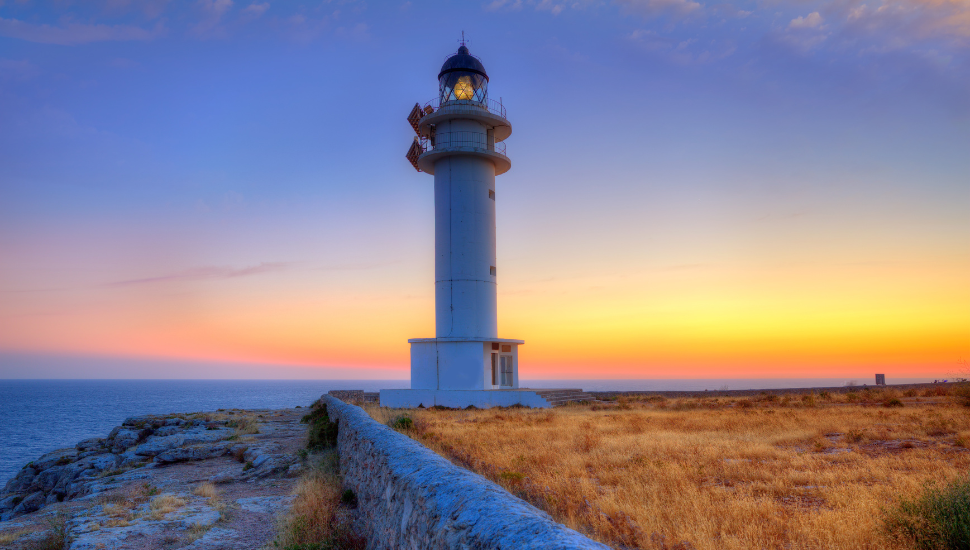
[423,97,507,119]
[420,131,506,156]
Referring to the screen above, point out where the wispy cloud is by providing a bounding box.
[242,2,270,18]
[107,262,291,287]
[192,0,234,38]
[0,59,40,81]
[790,12,824,29]
[0,17,164,45]
[615,0,703,19]
[628,29,735,63]
[484,0,523,10]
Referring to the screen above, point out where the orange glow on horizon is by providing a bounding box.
[1,252,966,380]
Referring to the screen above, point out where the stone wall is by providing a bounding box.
[322,396,609,550]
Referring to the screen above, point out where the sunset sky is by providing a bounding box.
[0,0,967,380]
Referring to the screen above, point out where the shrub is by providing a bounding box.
[884,398,904,408]
[302,402,338,450]
[391,416,414,431]
[884,475,970,550]
[30,513,66,550]
[228,417,260,435]
[736,399,754,409]
[500,471,525,482]
[802,394,817,408]
[954,383,970,407]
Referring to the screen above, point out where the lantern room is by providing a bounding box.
[438,45,489,104]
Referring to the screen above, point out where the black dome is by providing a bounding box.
[438,45,488,81]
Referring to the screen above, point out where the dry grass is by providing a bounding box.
[229,416,260,436]
[377,392,970,550]
[273,450,365,549]
[148,494,187,520]
[192,482,219,501]
[102,502,134,520]
[184,523,213,544]
[0,529,28,545]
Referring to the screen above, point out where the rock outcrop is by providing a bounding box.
[0,411,299,522]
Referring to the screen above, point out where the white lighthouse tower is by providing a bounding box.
[380,44,549,409]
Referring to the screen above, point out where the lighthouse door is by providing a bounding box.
[499,355,513,387]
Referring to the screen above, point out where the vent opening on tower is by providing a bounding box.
[490,266,496,276]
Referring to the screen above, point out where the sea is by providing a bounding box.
[0,377,935,487]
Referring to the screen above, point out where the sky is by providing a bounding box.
[0,0,967,381]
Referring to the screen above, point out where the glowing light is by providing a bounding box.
[453,76,476,100]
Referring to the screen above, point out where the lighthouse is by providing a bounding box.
[380,43,550,409]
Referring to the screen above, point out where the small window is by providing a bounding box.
[501,345,511,352]
[491,342,500,350]
[488,190,495,200]
[490,266,496,276]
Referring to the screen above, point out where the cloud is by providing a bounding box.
[241,2,269,18]
[107,262,291,287]
[280,13,330,45]
[0,59,40,81]
[536,0,565,15]
[0,17,164,45]
[628,29,735,63]
[193,0,234,37]
[615,0,703,18]
[109,57,142,69]
[335,22,369,41]
[790,12,824,29]
[840,0,970,45]
[484,0,523,10]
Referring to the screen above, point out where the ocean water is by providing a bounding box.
[0,377,934,487]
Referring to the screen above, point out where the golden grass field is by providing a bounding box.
[370,386,970,550]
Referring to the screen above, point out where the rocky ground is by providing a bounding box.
[0,407,309,549]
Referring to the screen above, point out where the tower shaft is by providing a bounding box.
[434,133,498,338]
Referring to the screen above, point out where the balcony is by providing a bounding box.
[413,98,512,142]
[420,131,506,156]
[424,98,507,119]
[408,130,511,175]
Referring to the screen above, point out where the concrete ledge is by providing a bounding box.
[407,337,525,344]
[379,389,551,409]
[323,396,608,549]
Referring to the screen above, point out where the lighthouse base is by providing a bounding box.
[405,337,524,391]
[378,389,550,409]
